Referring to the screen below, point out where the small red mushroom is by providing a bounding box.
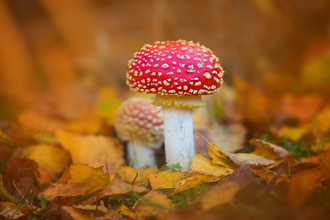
[126,40,224,171]
[114,97,164,168]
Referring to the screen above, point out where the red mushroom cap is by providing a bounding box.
[114,97,164,148]
[126,40,224,96]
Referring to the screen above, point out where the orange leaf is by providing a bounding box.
[288,170,321,210]
[199,182,239,210]
[134,191,175,216]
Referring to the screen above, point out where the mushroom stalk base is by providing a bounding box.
[127,142,158,169]
[162,105,195,172]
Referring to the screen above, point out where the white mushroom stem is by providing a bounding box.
[153,95,204,171]
[127,142,160,168]
[162,106,195,171]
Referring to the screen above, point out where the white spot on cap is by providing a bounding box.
[195,81,201,86]
[161,63,169,69]
[183,86,188,90]
[163,80,170,86]
[204,72,211,79]
[158,72,162,76]
[153,64,159,68]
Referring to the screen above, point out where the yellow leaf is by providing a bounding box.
[174,174,216,193]
[101,175,149,199]
[225,152,275,167]
[309,105,330,135]
[55,130,124,171]
[119,166,158,186]
[188,154,234,177]
[134,191,175,216]
[73,204,108,213]
[251,170,288,184]
[0,174,13,202]
[69,163,109,195]
[267,153,299,169]
[195,131,236,168]
[148,171,186,190]
[279,125,309,141]
[27,144,70,177]
[199,182,239,210]
[120,204,139,219]
[250,138,289,160]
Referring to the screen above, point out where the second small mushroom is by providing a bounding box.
[114,97,164,168]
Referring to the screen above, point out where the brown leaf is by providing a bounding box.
[199,181,239,210]
[215,165,255,190]
[267,153,299,169]
[288,170,321,210]
[1,157,40,197]
[225,152,275,167]
[134,191,175,216]
[43,182,85,201]
[250,138,288,160]
[0,205,26,219]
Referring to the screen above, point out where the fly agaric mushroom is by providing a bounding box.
[114,97,164,168]
[126,40,224,171]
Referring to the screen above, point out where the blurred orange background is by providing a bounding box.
[1,0,330,121]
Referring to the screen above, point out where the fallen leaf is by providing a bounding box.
[288,170,321,210]
[148,171,186,190]
[225,152,275,167]
[101,175,148,199]
[69,163,109,195]
[195,132,236,168]
[279,125,309,141]
[1,157,40,194]
[43,182,85,200]
[120,204,139,219]
[0,174,13,202]
[134,191,175,216]
[251,169,288,183]
[27,144,70,177]
[56,130,124,171]
[119,166,157,186]
[250,138,289,160]
[61,206,90,220]
[215,165,255,189]
[188,154,234,177]
[199,181,239,210]
[174,174,215,193]
[73,204,108,213]
[0,205,26,219]
[267,153,299,169]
